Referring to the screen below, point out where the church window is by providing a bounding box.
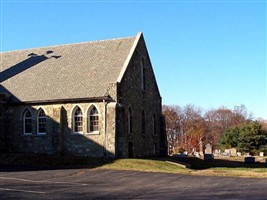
[142,110,145,135]
[128,107,133,134]
[73,106,83,134]
[88,106,99,133]
[153,114,156,135]
[23,109,32,135]
[37,109,46,134]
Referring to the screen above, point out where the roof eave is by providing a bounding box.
[116,32,142,83]
[8,96,112,106]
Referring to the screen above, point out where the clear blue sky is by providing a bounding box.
[1,0,266,119]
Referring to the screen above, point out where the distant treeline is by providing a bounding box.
[163,104,267,155]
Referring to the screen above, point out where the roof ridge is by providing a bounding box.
[0,35,136,54]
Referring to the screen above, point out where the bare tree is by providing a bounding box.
[204,105,249,148]
[162,105,181,155]
[163,104,253,154]
[181,104,205,153]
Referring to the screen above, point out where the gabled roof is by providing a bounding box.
[0,33,142,103]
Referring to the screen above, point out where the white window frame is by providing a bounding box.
[72,106,84,134]
[87,105,99,134]
[37,108,47,135]
[23,109,32,135]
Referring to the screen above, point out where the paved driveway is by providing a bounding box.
[0,167,267,199]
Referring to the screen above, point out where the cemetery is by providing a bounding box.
[174,142,267,165]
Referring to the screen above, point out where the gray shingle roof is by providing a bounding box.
[0,34,138,103]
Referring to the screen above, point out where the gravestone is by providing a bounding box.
[205,143,212,154]
[204,154,214,160]
[244,156,255,164]
[204,143,213,160]
[194,152,200,157]
[244,152,250,156]
[237,152,242,156]
[224,149,231,156]
[260,152,264,157]
[214,149,221,156]
[230,148,237,156]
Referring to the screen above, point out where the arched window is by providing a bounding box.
[141,57,145,90]
[23,109,32,135]
[128,107,133,134]
[88,106,99,133]
[73,107,83,133]
[153,143,157,155]
[37,109,46,134]
[142,110,145,135]
[153,114,156,135]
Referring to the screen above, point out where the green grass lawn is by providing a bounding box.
[98,158,190,174]
[1,153,266,178]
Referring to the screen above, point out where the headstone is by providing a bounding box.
[205,143,212,154]
[173,153,187,157]
[244,152,250,157]
[244,156,255,164]
[223,149,230,156]
[215,149,221,154]
[225,149,231,154]
[194,152,200,157]
[237,152,242,156]
[204,154,214,160]
[214,149,221,156]
[230,148,237,156]
[260,152,264,157]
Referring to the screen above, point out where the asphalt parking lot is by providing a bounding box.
[1,166,267,200]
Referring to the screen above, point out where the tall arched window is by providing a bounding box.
[153,143,157,155]
[73,107,83,134]
[141,57,145,90]
[153,114,156,135]
[23,109,32,135]
[142,110,145,135]
[88,106,99,133]
[37,109,46,134]
[128,107,133,134]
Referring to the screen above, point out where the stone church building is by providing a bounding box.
[0,32,166,158]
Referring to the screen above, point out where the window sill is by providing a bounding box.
[86,131,100,135]
[37,133,47,135]
[22,133,32,136]
[21,134,46,137]
[71,132,84,135]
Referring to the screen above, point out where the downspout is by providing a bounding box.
[103,99,107,157]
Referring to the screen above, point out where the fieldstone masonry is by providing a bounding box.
[0,93,7,152]
[0,33,166,158]
[7,102,115,157]
[117,35,164,157]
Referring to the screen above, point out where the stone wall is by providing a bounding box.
[0,93,7,153]
[118,35,165,157]
[7,101,116,157]
[4,34,166,158]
